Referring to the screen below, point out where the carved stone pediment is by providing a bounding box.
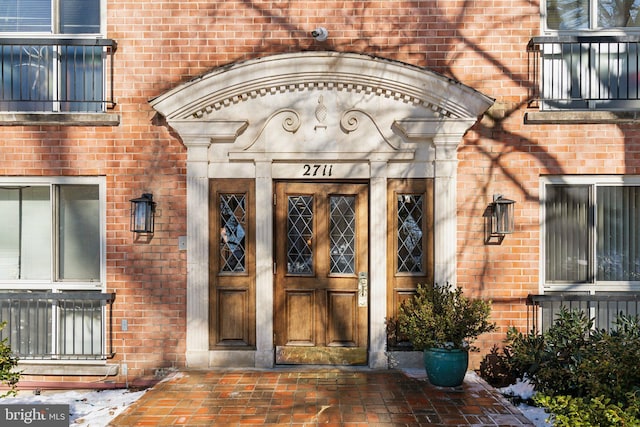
[151,52,493,161]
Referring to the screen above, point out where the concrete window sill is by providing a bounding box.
[0,113,120,126]
[525,110,640,124]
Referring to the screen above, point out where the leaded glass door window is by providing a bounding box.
[287,195,313,274]
[286,193,358,276]
[219,194,246,273]
[397,194,424,273]
[329,196,356,275]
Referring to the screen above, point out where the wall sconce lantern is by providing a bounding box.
[491,194,515,235]
[130,193,156,234]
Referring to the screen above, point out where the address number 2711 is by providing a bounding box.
[302,164,333,177]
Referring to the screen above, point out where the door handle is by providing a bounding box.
[358,272,368,307]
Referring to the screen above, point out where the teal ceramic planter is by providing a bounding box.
[423,348,469,387]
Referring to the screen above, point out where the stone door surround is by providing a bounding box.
[151,52,494,368]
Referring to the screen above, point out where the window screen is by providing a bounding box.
[545,185,591,282]
[60,0,100,34]
[0,184,100,283]
[597,186,640,281]
[547,0,640,30]
[0,0,101,33]
[0,0,51,32]
[545,183,640,284]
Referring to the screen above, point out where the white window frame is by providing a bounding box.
[0,0,108,114]
[540,175,640,293]
[0,176,106,292]
[538,1,640,111]
[541,0,640,35]
[0,0,106,38]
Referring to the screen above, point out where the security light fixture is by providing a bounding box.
[491,194,515,235]
[130,193,156,234]
[311,27,328,41]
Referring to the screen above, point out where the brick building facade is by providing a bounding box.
[1,0,637,387]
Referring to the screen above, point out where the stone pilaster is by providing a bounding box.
[254,161,274,368]
[183,137,210,368]
[172,120,249,368]
[368,161,388,369]
[433,137,459,287]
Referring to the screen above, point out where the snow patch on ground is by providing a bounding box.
[499,378,553,427]
[2,388,146,426]
[500,377,537,400]
[516,403,553,427]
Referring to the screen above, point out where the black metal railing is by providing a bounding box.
[527,292,640,333]
[0,38,117,113]
[0,292,115,360]
[528,36,640,110]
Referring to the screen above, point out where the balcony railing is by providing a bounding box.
[528,36,640,110]
[0,292,115,360]
[0,38,117,113]
[527,292,640,333]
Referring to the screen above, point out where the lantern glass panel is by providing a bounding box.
[493,200,515,234]
[130,195,154,233]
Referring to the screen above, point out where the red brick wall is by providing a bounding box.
[2,0,634,380]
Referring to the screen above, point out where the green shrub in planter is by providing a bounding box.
[395,283,496,351]
[0,321,19,398]
[392,283,496,386]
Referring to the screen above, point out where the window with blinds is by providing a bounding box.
[0,180,102,287]
[544,179,640,287]
[596,186,640,281]
[546,0,640,31]
[545,184,591,283]
[0,0,101,34]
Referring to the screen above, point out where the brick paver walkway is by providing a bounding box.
[110,369,533,426]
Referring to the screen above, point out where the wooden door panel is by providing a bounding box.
[327,291,357,346]
[274,182,368,365]
[217,289,248,343]
[285,291,315,345]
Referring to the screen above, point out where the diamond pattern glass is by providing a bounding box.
[397,194,424,273]
[330,196,356,274]
[220,194,246,273]
[287,196,313,274]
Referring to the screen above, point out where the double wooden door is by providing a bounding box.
[274,182,369,365]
